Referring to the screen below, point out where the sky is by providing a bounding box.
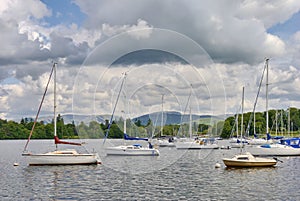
[1,0,300,124]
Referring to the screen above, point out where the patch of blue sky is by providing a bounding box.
[40,0,86,27]
[268,10,300,39]
[1,77,22,85]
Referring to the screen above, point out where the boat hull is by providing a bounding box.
[106,146,159,156]
[249,144,300,156]
[222,159,277,167]
[152,139,175,147]
[23,151,101,166]
[176,141,219,149]
[222,152,277,168]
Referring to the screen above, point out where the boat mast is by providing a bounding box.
[253,109,256,135]
[241,86,244,138]
[123,111,126,134]
[236,112,239,138]
[275,110,278,136]
[161,94,164,137]
[54,63,58,149]
[23,63,55,152]
[189,106,192,139]
[281,110,283,136]
[265,58,269,135]
[288,107,290,136]
[103,72,127,143]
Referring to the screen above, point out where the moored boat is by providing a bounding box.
[176,138,219,149]
[22,63,101,166]
[106,144,160,156]
[248,143,300,156]
[23,149,100,165]
[223,152,277,168]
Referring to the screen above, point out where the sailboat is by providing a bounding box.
[223,86,277,168]
[248,59,300,156]
[105,134,160,156]
[104,73,160,156]
[151,95,175,147]
[230,103,248,148]
[175,107,219,149]
[22,63,101,165]
[279,108,300,148]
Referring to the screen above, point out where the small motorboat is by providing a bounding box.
[222,152,277,168]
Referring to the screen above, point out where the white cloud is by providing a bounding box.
[1,0,300,120]
[74,0,300,64]
[237,0,300,28]
[0,0,50,21]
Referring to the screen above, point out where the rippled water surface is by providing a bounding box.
[1,140,299,200]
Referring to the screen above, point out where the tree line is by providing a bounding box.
[0,114,211,140]
[220,107,300,139]
[1,107,299,140]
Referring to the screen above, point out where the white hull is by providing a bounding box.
[248,138,268,145]
[223,152,277,167]
[229,138,248,148]
[106,145,160,156]
[23,149,101,165]
[230,143,246,148]
[249,144,300,156]
[176,141,219,149]
[152,139,175,147]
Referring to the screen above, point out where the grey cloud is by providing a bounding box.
[75,0,295,65]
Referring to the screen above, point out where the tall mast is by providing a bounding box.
[275,110,278,136]
[54,63,57,138]
[281,110,283,136]
[189,106,192,139]
[161,94,164,137]
[241,86,244,138]
[123,74,127,135]
[288,107,290,136]
[253,109,256,135]
[236,113,239,137]
[265,58,269,135]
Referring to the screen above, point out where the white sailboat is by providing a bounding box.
[230,98,248,148]
[175,108,219,149]
[248,59,300,156]
[151,95,175,147]
[105,134,160,156]
[22,63,101,165]
[105,73,159,156]
[223,86,277,168]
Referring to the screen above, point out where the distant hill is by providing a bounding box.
[25,111,223,126]
[132,111,221,126]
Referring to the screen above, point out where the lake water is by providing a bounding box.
[1,139,299,200]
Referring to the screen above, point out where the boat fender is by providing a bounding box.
[215,163,221,168]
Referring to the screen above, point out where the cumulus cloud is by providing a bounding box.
[1,0,300,120]
[74,0,300,64]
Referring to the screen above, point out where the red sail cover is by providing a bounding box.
[54,136,82,146]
